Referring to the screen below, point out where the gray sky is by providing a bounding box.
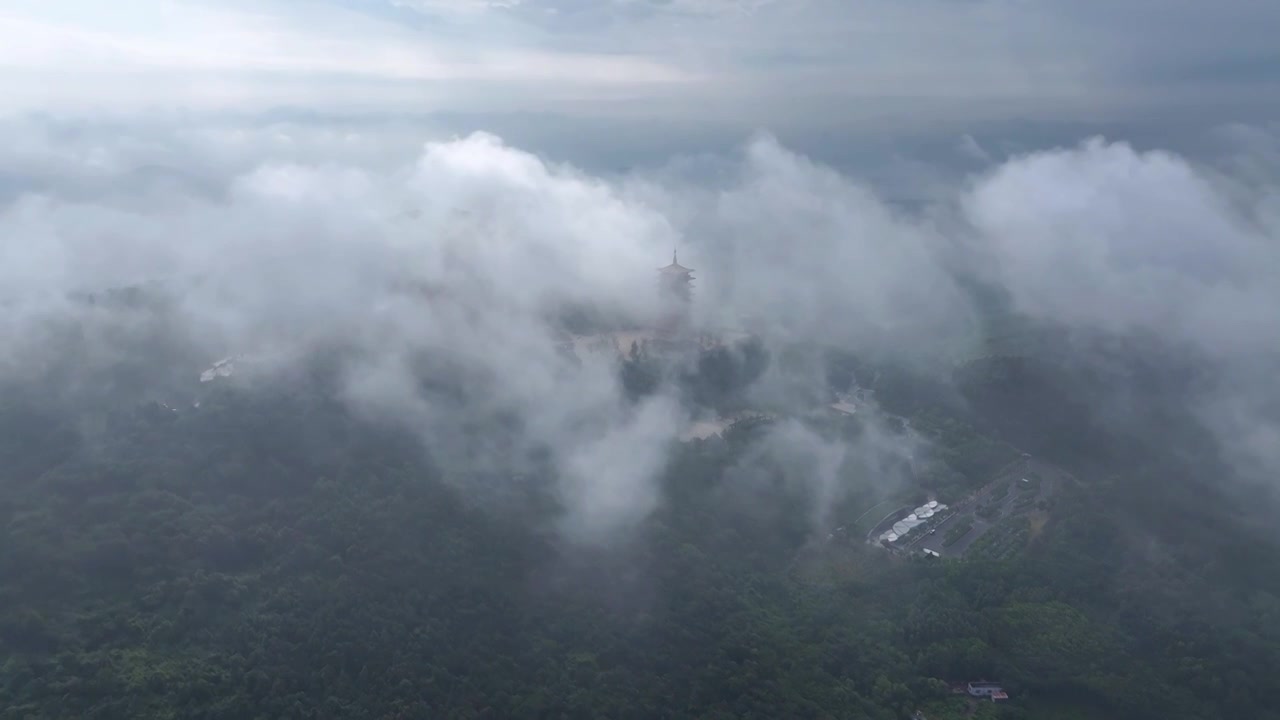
[3,0,1278,155]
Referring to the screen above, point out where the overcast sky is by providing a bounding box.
[3,0,1278,167]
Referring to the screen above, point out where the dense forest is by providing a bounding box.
[2,325,1279,720]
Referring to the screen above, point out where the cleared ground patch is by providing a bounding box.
[910,458,1058,559]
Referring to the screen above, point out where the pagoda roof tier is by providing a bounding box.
[658,249,694,274]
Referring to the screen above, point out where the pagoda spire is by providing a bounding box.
[673,248,678,265]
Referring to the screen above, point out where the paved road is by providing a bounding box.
[911,458,1059,558]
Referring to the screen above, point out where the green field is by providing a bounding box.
[851,498,905,535]
[969,516,1032,561]
[943,518,975,547]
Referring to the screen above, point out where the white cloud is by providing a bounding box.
[0,125,692,540]
[623,133,975,355]
[966,138,1280,358]
[963,135,1280,485]
[2,116,1279,535]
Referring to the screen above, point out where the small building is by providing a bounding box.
[966,682,1008,701]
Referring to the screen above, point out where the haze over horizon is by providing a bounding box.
[2,0,1279,168]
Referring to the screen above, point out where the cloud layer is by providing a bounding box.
[965,137,1280,487]
[1,115,1278,536]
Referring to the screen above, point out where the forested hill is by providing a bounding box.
[3,344,1280,720]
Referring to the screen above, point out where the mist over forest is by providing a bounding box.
[1,107,1278,720]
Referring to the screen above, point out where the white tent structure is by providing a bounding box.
[877,501,948,545]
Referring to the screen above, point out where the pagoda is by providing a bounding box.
[656,249,694,336]
[657,249,694,303]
